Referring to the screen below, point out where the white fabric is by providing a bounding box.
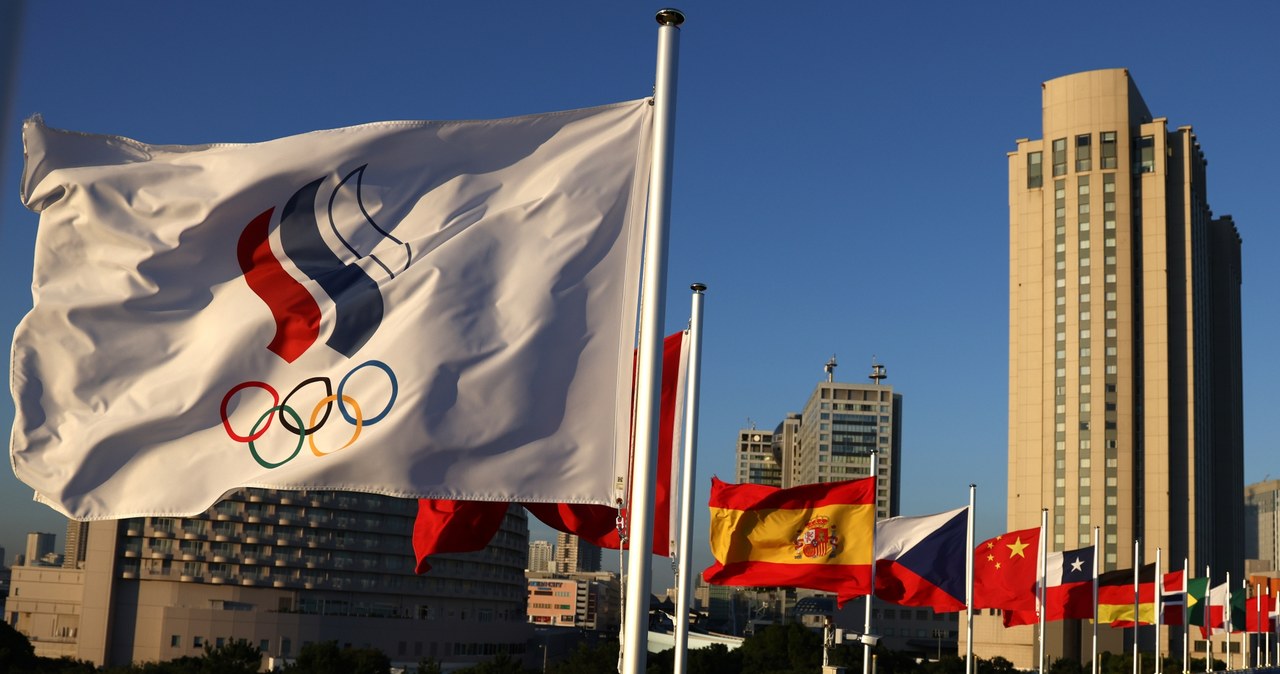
[14,100,652,519]
[872,506,967,560]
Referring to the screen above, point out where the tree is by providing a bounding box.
[416,657,444,674]
[0,621,37,672]
[737,623,822,674]
[547,641,619,674]
[453,652,527,673]
[283,641,390,674]
[200,639,262,674]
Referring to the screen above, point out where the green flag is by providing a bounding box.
[1188,577,1210,626]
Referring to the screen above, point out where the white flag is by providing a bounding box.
[14,99,653,520]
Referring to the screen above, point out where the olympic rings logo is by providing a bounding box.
[220,360,398,469]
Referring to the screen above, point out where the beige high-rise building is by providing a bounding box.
[552,532,601,574]
[1245,479,1280,575]
[974,68,1245,667]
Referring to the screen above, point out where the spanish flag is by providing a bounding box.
[702,476,875,605]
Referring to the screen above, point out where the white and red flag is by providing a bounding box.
[14,100,653,519]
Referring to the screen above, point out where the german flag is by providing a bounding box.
[1097,563,1156,626]
[702,476,875,605]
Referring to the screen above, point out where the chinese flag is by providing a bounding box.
[972,527,1040,611]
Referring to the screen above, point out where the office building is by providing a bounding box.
[553,533,600,574]
[525,570,619,632]
[1245,479,1280,575]
[24,532,56,567]
[63,521,90,570]
[793,361,901,519]
[735,427,781,486]
[975,68,1245,667]
[527,540,554,573]
[5,489,532,669]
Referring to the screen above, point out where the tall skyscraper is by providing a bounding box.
[1245,479,1280,575]
[553,533,601,574]
[978,68,1245,666]
[527,540,553,573]
[734,427,780,486]
[794,360,901,519]
[63,520,90,569]
[24,531,56,567]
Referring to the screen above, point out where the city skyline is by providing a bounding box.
[2,3,1278,584]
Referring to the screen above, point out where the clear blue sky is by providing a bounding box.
[2,2,1277,586]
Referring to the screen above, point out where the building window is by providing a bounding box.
[1101,132,1117,169]
[1136,135,1156,173]
[171,635,181,648]
[1052,138,1068,176]
[1075,134,1092,172]
[1028,151,1043,188]
[194,636,204,648]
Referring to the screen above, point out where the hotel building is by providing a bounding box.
[974,68,1245,666]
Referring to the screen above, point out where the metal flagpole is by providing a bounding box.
[862,449,880,674]
[1133,541,1141,674]
[621,9,683,674]
[1182,558,1189,674]
[1156,547,1163,674]
[1204,566,1211,674]
[671,283,705,674]
[1039,508,1047,674]
[1092,527,1099,674]
[965,484,975,674]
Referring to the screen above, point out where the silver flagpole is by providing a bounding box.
[1136,539,1146,674]
[671,283,705,674]
[965,484,975,674]
[1204,566,1211,674]
[862,449,879,674]
[1156,547,1162,674]
[1182,558,1188,674]
[621,9,683,674]
[1039,508,1047,674]
[1092,527,1099,674]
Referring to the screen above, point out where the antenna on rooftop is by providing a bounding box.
[824,355,838,383]
[870,356,887,384]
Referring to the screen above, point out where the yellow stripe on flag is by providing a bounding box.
[709,502,874,566]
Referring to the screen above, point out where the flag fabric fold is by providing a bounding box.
[411,331,687,572]
[972,526,1040,611]
[14,101,654,520]
[1098,564,1156,627]
[412,499,510,573]
[873,507,968,613]
[1004,545,1095,627]
[703,476,875,605]
[1162,569,1186,626]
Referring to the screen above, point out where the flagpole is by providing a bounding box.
[621,9,683,674]
[671,283,705,674]
[965,484,975,674]
[1133,540,1140,674]
[1204,566,1211,674]
[862,449,879,674]
[1092,526,1099,674]
[1182,558,1188,674]
[1039,508,1047,674]
[1156,547,1162,674]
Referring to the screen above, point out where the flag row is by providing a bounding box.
[700,475,1280,635]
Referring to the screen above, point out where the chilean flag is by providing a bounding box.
[873,507,968,613]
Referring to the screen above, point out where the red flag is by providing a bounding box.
[972,527,1040,611]
[1162,569,1186,626]
[411,499,509,573]
[1001,546,1093,627]
[411,331,687,572]
[1245,592,1275,633]
[702,476,876,605]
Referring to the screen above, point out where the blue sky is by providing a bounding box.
[2,2,1277,586]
